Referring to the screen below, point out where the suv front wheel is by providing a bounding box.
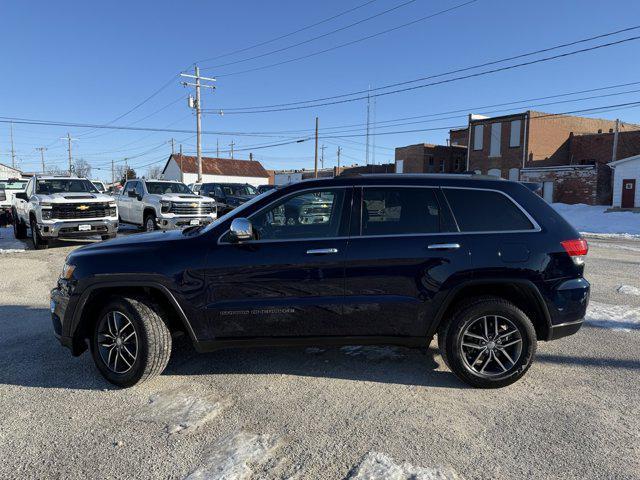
[90,296,172,387]
[438,296,537,388]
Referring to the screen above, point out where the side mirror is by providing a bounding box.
[229,218,253,242]
[128,190,137,198]
[15,191,28,201]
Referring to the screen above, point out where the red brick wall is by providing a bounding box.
[519,166,601,205]
[395,144,466,173]
[569,129,640,165]
[449,128,468,147]
[468,113,525,177]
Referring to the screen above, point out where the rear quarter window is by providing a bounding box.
[444,188,534,232]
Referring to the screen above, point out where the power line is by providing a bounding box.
[210,25,640,112]
[206,0,478,78]
[194,0,381,64]
[201,0,419,70]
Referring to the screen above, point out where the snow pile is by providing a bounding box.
[348,452,463,480]
[552,203,640,236]
[0,227,27,253]
[586,301,640,332]
[186,431,279,480]
[617,285,640,296]
[341,345,404,361]
[138,388,226,434]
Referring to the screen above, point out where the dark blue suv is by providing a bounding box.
[51,174,590,388]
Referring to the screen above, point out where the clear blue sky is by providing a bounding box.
[2,0,640,181]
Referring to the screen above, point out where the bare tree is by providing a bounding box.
[74,159,92,179]
[46,165,64,175]
[146,165,163,179]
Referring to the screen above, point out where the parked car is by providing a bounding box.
[12,175,118,249]
[188,183,202,194]
[199,182,258,215]
[91,180,107,193]
[116,179,216,231]
[0,178,28,226]
[51,174,590,388]
[257,184,276,194]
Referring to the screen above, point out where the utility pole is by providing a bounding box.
[111,158,115,186]
[179,144,184,182]
[180,66,216,183]
[337,146,341,170]
[314,117,319,178]
[229,141,235,159]
[216,139,219,157]
[10,122,16,169]
[170,138,175,155]
[365,86,371,165]
[60,133,78,175]
[372,96,377,166]
[249,152,253,161]
[612,118,620,162]
[320,144,326,170]
[36,147,47,173]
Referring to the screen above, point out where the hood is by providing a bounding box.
[159,193,209,202]
[35,192,114,203]
[71,229,185,257]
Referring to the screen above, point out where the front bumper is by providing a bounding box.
[157,215,216,230]
[50,287,77,353]
[38,218,118,238]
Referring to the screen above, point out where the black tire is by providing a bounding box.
[30,217,48,250]
[13,211,27,239]
[143,212,157,232]
[101,233,117,241]
[438,296,537,388]
[90,295,172,388]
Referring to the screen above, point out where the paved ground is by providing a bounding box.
[0,228,638,479]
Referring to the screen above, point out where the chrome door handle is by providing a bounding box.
[428,243,461,250]
[306,248,339,255]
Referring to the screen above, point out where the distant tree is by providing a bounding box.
[119,167,137,185]
[46,165,64,175]
[146,165,163,179]
[73,159,92,179]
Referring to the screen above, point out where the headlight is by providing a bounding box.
[61,263,76,280]
[108,202,117,216]
[161,200,171,213]
[41,209,52,220]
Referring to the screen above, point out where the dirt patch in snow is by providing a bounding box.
[347,452,463,480]
[586,301,640,332]
[137,388,227,434]
[186,431,279,480]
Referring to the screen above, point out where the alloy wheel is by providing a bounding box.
[459,315,523,377]
[146,217,155,232]
[97,311,138,374]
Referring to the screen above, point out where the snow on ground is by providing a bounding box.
[617,285,640,296]
[0,227,27,253]
[586,301,640,332]
[137,388,227,434]
[186,431,279,480]
[552,203,640,237]
[588,241,640,252]
[348,452,463,480]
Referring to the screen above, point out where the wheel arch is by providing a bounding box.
[432,279,552,341]
[70,281,197,354]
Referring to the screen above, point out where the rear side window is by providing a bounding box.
[361,187,440,236]
[444,188,534,232]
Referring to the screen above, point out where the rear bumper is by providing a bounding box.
[546,277,590,340]
[39,218,118,238]
[548,319,583,340]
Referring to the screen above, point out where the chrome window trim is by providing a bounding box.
[217,185,351,245]
[217,183,541,245]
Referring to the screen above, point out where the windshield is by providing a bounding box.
[146,181,193,195]
[36,179,99,194]
[223,184,257,196]
[0,180,27,190]
[92,181,105,192]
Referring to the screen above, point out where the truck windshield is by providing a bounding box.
[92,182,106,192]
[0,180,27,190]
[223,184,257,196]
[146,182,192,194]
[36,179,99,194]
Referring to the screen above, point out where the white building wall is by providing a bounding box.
[274,172,303,185]
[612,159,640,207]
[162,159,183,181]
[162,159,268,187]
[0,163,22,180]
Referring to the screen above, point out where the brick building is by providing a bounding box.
[395,143,467,174]
[449,128,468,147]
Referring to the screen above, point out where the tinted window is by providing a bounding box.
[250,189,345,240]
[444,188,534,232]
[361,187,440,236]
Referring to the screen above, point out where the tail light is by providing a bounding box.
[561,239,588,266]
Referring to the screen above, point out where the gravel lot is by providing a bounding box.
[0,228,638,479]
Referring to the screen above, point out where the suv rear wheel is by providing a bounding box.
[438,296,537,388]
[90,296,172,388]
[30,217,48,249]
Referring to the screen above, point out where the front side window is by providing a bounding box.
[249,189,345,241]
[444,188,534,232]
[36,179,98,194]
[222,184,257,196]
[361,187,440,236]
[145,182,191,195]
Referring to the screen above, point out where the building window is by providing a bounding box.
[396,160,404,173]
[440,160,445,172]
[473,125,483,150]
[510,120,521,147]
[454,156,462,172]
[490,123,501,157]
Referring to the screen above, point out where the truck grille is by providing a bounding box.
[51,203,111,219]
[169,202,214,215]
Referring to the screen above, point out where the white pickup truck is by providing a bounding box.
[0,178,28,225]
[116,179,216,231]
[12,175,118,249]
